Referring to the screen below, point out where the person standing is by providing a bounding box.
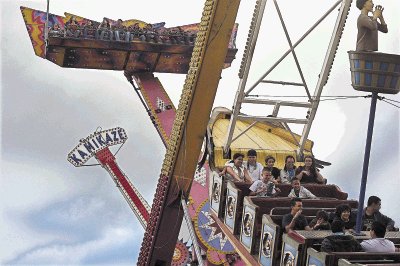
[356,0,388,51]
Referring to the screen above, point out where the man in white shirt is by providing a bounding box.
[243,149,263,182]
[361,221,396,252]
[288,179,316,199]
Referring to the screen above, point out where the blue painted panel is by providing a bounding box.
[377,62,389,87]
[365,73,372,86]
[224,192,236,230]
[390,77,398,88]
[365,61,373,86]
[259,224,276,266]
[354,59,360,69]
[240,206,254,250]
[379,62,389,71]
[281,242,298,266]
[377,75,386,87]
[307,255,325,266]
[355,72,360,85]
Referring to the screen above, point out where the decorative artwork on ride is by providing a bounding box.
[171,239,191,266]
[20,7,66,58]
[226,196,236,218]
[133,73,176,143]
[259,223,276,266]
[261,231,273,258]
[281,242,298,266]
[189,163,240,264]
[282,251,295,266]
[63,13,98,27]
[242,212,253,237]
[193,201,237,265]
[212,183,221,203]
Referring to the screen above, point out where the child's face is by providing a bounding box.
[262,171,272,182]
[247,155,257,165]
[292,180,301,190]
[266,159,275,168]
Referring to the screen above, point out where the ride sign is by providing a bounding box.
[67,127,128,167]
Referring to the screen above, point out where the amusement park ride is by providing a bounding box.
[21,0,400,265]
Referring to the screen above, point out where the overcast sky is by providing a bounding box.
[1,0,399,264]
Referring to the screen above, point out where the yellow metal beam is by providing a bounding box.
[138,0,242,265]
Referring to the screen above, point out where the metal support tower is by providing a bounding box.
[224,0,352,158]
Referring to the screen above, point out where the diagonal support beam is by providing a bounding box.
[138,0,241,264]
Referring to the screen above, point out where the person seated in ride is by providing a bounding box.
[361,221,396,252]
[309,210,331,230]
[65,16,81,38]
[264,155,280,180]
[295,155,325,184]
[278,155,296,184]
[225,153,252,183]
[362,195,396,231]
[97,18,113,40]
[83,20,96,39]
[356,0,388,51]
[143,24,160,43]
[321,220,363,252]
[288,179,317,199]
[112,19,129,42]
[249,168,281,197]
[49,23,65,37]
[333,204,356,230]
[244,149,263,182]
[282,198,312,233]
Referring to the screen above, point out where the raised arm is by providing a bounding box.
[283,210,301,232]
[358,14,378,31]
[376,5,388,33]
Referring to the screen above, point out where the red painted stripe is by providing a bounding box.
[107,161,150,221]
[96,148,149,222]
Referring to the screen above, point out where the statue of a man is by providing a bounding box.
[356,0,388,51]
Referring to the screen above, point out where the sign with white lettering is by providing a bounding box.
[67,127,128,167]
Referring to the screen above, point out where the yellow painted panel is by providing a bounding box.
[211,117,313,168]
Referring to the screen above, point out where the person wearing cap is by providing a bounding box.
[244,149,263,182]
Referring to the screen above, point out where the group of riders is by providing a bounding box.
[49,16,196,44]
